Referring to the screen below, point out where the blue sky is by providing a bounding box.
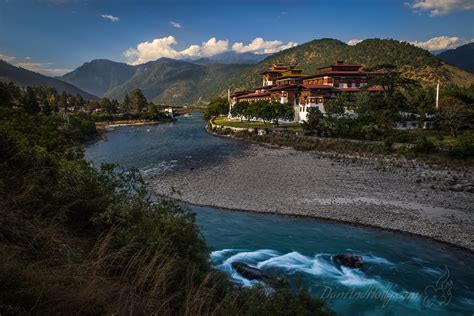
[0,0,473,75]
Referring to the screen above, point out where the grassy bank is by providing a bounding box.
[0,106,333,315]
[209,120,474,168]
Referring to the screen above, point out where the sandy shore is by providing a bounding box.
[151,143,474,251]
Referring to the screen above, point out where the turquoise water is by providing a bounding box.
[86,113,474,315]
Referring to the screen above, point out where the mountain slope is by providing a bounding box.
[437,42,474,74]
[60,59,136,96]
[104,58,251,106]
[0,60,98,99]
[207,51,270,64]
[229,38,474,90]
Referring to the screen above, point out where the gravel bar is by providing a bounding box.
[151,143,474,251]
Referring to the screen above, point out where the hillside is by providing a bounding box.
[206,51,270,64]
[60,59,136,96]
[0,60,98,99]
[228,38,474,90]
[437,42,474,74]
[104,58,251,106]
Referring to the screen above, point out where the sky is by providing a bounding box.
[0,0,473,76]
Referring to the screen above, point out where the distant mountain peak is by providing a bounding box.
[437,42,474,73]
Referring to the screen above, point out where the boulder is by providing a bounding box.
[334,254,364,268]
[231,261,271,281]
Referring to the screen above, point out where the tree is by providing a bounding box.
[303,107,325,136]
[366,64,419,98]
[129,89,147,113]
[123,93,131,111]
[22,86,40,114]
[231,101,249,121]
[438,96,474,137]
[270,102,294,126]
[203,97,228,120]
[324,93,351,116]
[354,65,418,133]
[99,97,117,114]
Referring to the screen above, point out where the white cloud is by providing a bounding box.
[409,36,471,51]
[347,39,363,46]
[25,56,31,60]
[0,53,15,62]
[231,38,297,54]
[405,0,474,16]
[15,62,72,76]
[170,21,182,28]
[100,14,119,22]
[124,36,298,65]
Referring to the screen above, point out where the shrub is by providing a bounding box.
[413,136,436,154]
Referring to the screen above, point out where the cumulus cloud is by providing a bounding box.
[409,36,471,51]
[347,39,363,46]
[100,14,119,22]
[0,53,16,62]
[232,37,297,54]
[124,36,297,65]
[15,62,72,76]
[170,21,182,28]
[405,0,474,16]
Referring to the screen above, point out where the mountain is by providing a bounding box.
[0,60,98,99]
[104,58,251,106]
[207,51,270,64]
[184,52,270,65]
[437,42,474,74]
[228,38,474,90]
[59,59,136,96]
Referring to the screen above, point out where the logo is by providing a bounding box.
[423,265,453,308]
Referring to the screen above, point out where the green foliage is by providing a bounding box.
[413,136,436,154]
[231,101,249,120]
[203,97,229,120]
[450,131,474,158]
[128,88,148,113]
[303,107,325,136]
[324,92,351,115]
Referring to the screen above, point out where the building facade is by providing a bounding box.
[231,61,382,122]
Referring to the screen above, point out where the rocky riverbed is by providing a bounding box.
[151,143,474,251]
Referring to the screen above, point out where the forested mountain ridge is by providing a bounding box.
[0,60,98,99]
[60,59,136,97]
[104,58,251,106]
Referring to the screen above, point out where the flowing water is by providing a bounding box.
[86,113,474,315]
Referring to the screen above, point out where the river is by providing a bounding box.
[86,113,474,315]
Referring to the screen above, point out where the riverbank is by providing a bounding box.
[151,143,474,252]
[95,119,169,131]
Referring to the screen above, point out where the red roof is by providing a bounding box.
[367,87,384,91]
[302,84,334,90]
[237,92,271,99]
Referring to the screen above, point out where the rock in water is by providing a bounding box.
[231,261,271,281]
[334,254,364,268]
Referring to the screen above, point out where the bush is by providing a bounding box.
[413,136,436,154]
[450,132,474,158]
